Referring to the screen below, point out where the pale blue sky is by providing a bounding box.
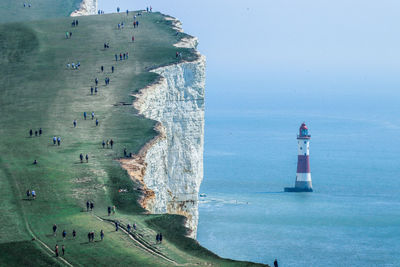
[99,0,400,114]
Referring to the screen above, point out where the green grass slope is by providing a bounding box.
[0,0,81,23]
[0,11,267,267]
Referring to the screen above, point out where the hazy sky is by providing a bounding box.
[99,1,400,114]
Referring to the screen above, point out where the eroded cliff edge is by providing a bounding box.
[120,18,205,239]
[70,0,97,16]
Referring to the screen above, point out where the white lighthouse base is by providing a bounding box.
[284,181,313,192]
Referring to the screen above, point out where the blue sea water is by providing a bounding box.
[197,85,400,267]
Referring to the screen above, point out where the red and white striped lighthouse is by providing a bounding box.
[285,122,313,192]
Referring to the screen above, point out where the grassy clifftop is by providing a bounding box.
[0,10,266,267]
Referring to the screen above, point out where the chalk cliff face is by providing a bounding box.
[70,0,97,16]
[120,21,205,238]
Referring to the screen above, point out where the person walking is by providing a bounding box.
[84,112,87,120]
[115,221,119,231]
[123,148,127,157]
[87,232,91,242]
[91,112,95,120]
[29,129,33,137]
[86,201,90,211]
[102,140,106,148]
[132,36,134,42]
[72,230,76,239]
[95,78,98,86]
[90,202,94,211]
[95,87,98,94]
[73,120,77,128]
[26,190,30,199]
[115,54,118,61]
[127,223,131,233]
[101,66,104,72]
[85,154,89,163]
[96,119,99,126]
[53,136,57,145]
[57,137,61,146]
[100,230,104,241]
[55,244,59,257]
[274,259,278,267]
[107,206,111,216]
[110,139,114,149]
[106,140,109,148]
[35,130,38,136]
[112,205,116,214]
[62,245,65,256]
[39,128,42,135]
[91,87,93,95]
[80,153,83,163]
[156,233,159,244]
[159,233,163,244]
[111,66,114,73]
[53,224,57,236]
[31,190,36,199]
[62,230,67,240]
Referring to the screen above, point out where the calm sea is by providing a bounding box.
[197,85,400,267]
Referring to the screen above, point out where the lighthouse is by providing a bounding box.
[284,122,313,192]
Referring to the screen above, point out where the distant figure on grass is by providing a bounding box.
[110,139,114,149]
[156,233,159,244]
[57,137,61,146]
[120,53,122,61]
[85,154,89,163]
[133,223,136,230]
[91,232,95,241]
[35,130,38,136]
[86,201,90,211]
[53,224,57,236]
[90,202,94,211]
[101,66,104,72]
[39,128,42,135]
[96,119,99,126]
[91,112,95,120]
[107,206,111,216]
[91,86,93,95]
[29,129,33,137]
[132,36,134,42]
[95,77,98,86]
[123,148,127,157]
[72,230,76,239]
[62,245,65,256]
[106,140,109,148]
[102,140,106,148]
[159,233,163,243]
[84,112,87,120]
[69,32,72,38]
[112,205,116,214]
[115,54,118,61]
[53,136,57,145]
[33,160,37,165]
[55,244,59,257]
[274,259,278,267]
[26,190,31,198]
[62,230,67,240]
[66,32,69,39]
[115,221,119,231]
[100,230,104,241]
[80,153,83,163]
[87,232,91,242]
[73,119,77,127]
[95,87,98,94]
[117,7,120,13]
[111,66,114,73]
[127,223,131,233]
[31,190,36,199]
[126,52,129,59]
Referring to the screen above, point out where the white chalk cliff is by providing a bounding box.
[120,18,205,238]
[70,0,97,16]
